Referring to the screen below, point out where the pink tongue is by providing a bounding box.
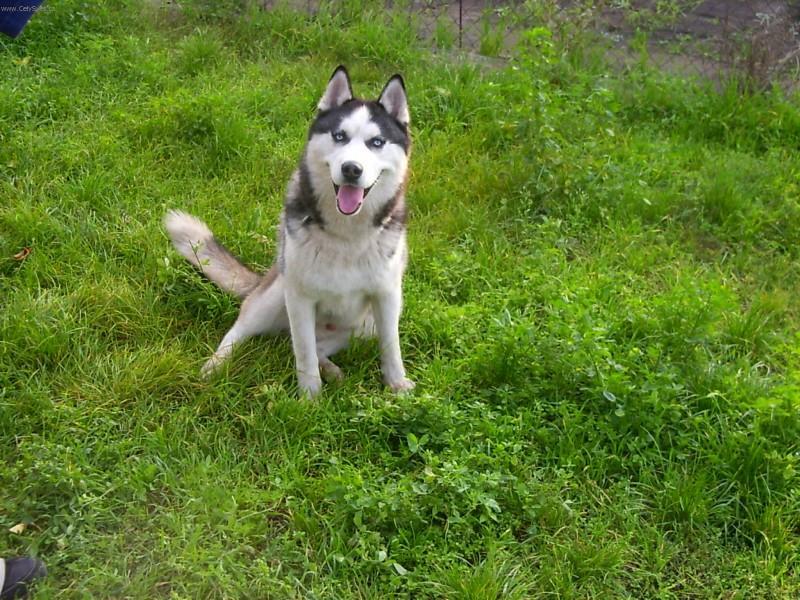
[336,185,364,215]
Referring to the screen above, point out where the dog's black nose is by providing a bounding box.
[341,161,363,182]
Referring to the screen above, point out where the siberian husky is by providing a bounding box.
[164,66,414,397]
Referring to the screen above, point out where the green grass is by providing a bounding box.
[2,1,800,597]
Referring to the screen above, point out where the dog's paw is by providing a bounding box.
[319,358,344,382]
[387,378,416,394]
[200,356,223,378]
[298,372,323,398]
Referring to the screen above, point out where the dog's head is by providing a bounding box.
[305,66,410,218]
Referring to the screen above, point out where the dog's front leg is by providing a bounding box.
[373,288,415,393]
[284,286,322,397]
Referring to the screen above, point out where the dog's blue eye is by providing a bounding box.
[332,130,347,143]
[370,137,386,149]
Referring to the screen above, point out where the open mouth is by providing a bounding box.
[333,182,374,216]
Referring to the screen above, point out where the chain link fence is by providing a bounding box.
[395,0,800,88]
[396,0,800,89]
[194,0,800,89]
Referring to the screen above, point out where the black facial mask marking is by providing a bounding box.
[309,100,409,153]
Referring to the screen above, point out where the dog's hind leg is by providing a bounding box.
[201,269,288,376]
[316,328,352,382]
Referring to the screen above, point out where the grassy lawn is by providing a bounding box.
[2,1,800,597]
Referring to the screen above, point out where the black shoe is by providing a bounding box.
[0,557,46,599]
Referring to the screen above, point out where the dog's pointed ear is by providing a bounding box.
[318,65,353,112]
[378,74,409,127]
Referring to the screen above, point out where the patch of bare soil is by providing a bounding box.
[596,0,800,85]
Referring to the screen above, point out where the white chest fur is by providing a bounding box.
[283,224,406,328]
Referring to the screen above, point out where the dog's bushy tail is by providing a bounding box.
[164,210,262,299]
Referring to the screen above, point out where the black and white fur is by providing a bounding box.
[164,66,414,396]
